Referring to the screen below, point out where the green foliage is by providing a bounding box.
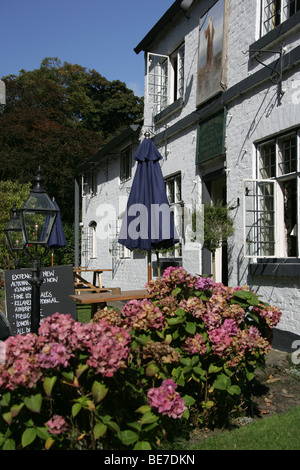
[0,58,144,223]
[193,202,234,253]
[0,180,31,270]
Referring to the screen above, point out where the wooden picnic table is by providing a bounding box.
[69,289,154,316]
[73,267,113,294]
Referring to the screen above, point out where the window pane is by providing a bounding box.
[147,53,169,112]
[244,180,276,257]
[281,178,298,256]
[120,146,131,182]
[263,0,281,33]
[259,141,276,178]
[278,135,297,175]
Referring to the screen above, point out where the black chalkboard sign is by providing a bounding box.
[4,265,77,335]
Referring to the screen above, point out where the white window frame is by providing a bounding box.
[261,0,300,35]
[244,130,300,259]
[169,43,185,103]
[88,221,97,259]
[165,173,182,258]
[147,52,169,113]
[82,171,97,197]
[146,43,185,114]
[243,179,277,258]
[108,219,131,259]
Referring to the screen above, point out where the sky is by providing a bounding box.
[0,0,174,97]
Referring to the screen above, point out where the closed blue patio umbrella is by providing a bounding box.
[48,198,66,266]
[118,133,179,281]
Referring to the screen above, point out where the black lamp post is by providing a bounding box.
[19,166,58,333]
[4,203,24,269]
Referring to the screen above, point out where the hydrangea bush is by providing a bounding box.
[0,267,281,450]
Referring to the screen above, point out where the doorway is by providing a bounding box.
[202,173,228,284]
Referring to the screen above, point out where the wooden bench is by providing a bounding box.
[69,289,153,316]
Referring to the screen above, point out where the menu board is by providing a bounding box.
[4,265,77,335]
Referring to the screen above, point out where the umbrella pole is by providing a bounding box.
[147,250,152,282]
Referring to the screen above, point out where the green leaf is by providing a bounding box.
[135,405,151,414]
[208,363,222,374]
[183,394,196,406]
[228,385,241,395]
[93,422,107,439]
[75,363,89,379]
[11,403,24,418]
[193,366,205,377]
[2,412,12,425]
[134,441,152,450]
[2,438,16,450]
[22,428,37,448]
[117,430,139,446]
[23,393,42,413]
[36,427,50,441]
[191,355,200,366]
[91,380,108,403]
[171,287,182,297]
[185,322,196,334]
[43,376,57,397]
[107,420,120,433]
[72,403,82,417]
[213,374,231,391]
[180,357,192,366]
[0,392,11,407]
[61,370,74,382]
[167,316,186,326]
[139,411,159,425]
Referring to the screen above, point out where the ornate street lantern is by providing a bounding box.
[19,166,58,333]
[19,166,58,249]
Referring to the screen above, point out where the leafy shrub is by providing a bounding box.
[0,267,281,450]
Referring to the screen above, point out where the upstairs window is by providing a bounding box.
[120,145,132,183]
[244,130,299,258]
[147,42,184,115]
[261,0,300,35]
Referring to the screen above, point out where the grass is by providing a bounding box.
[76,304,92,323]
[172,406,300,450]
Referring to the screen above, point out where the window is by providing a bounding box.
[88,221,97,259]
[244,130,299,258]
[82,171,97,197]
[261,0,300,35]
[147,43,184,114]
[120,146,132,183]
[109,219,131,259]
[165,173,182,257]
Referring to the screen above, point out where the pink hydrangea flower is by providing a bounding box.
[121,299,166,330]
[147,379,186,419]
[194,276,214,291]
[45,415,69,435]
[182,333,207,355]
[38,342,73,369]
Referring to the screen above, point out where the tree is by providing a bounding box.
[0,181,31,270]
[0,58,144,223]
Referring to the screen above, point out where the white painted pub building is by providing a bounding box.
[75,0,300,348]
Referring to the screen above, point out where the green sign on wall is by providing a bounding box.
[196,111,226,164]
